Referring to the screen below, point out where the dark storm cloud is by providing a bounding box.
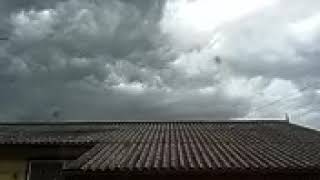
[0,0,320,129]
[0,0,68,35]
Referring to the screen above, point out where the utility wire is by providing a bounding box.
[295,107,319,118]
[252,83,314,113]
[252,81,320,120]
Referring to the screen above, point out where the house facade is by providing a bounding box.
[0,120,319,180]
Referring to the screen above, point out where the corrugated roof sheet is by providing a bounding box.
[64,121,320,173]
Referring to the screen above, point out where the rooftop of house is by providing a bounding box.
[62,120,320,174]
[0,119,319,174]
[0,119,288,145]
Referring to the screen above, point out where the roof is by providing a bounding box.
[0,123,117,145]
[64,121,320,174]
[0,119,287,145]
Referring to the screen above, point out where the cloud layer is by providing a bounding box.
[0,0,320,129]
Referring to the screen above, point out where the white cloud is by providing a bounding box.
[160,0,278,49]
[290,13,320,43]
[11,9,56,40]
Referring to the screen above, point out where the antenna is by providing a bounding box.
[285,113,290,122]
[215,56,221,65]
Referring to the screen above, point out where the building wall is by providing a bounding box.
[0,160,27,180]
[27,160,63,180]
[0,145,93,180]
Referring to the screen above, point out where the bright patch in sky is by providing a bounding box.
[163,0,278,33]
[290,13,320,43]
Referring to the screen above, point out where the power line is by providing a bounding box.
[251,81,320,119]
[252,83,314,113]
[295,107,319,118]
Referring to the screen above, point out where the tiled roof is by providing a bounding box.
[0,123,117,145]
[64,121,320,173]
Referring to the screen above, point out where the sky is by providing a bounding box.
[0,0,320,129]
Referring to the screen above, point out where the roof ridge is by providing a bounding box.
[0,119,289,125]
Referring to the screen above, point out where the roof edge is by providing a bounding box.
[0,118,289,125]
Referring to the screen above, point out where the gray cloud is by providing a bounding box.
[0,0,320,129]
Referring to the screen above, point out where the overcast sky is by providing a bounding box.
[0,0,320,129]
